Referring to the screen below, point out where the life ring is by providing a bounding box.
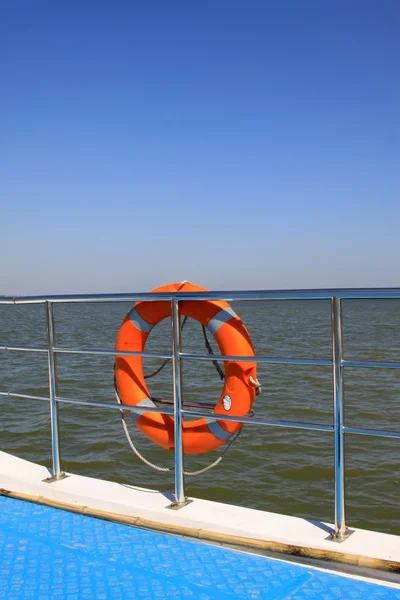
[115,282,257,454]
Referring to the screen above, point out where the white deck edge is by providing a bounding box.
[1,451,399,580]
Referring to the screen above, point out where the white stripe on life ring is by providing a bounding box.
[128,306,154,333]
[206,307,238,336]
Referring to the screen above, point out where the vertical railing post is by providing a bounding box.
[331,296,348,539]
[170,297,187,506]
[45,301,63,480]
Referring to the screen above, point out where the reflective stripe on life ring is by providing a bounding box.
[115,281,257,454]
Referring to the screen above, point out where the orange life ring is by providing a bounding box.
[115,282,257,454]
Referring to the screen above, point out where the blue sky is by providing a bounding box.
[1,1,399,294]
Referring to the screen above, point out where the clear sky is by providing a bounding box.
[1,1,399,294]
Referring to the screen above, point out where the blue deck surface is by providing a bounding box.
[0,496,399,599]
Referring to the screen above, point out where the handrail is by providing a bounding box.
[1,287,400,541]
[1,286,400,303]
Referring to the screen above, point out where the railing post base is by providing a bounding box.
[166,498,193,510]
[42,472,68,483]
[328,528,354,543]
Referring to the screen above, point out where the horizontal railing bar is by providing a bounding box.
[2,288,400,304]
[181,409,333,432]
[176,290,400,301]
[0,344,331,366]
[7,347,400,370]
[180,352,332,366]
[4,346,400,369]
[343,360,400,369]
[0,391,50,402]
[4,390,397,437]
[0,294,175,305]
[0,390,215,412]
[0,345,48,353]
[53,347,172,359]
[2,390,398,437]
[5,347,400,370]
[0,389,332,431]
[343,426,400,439]
[55,395,175,416]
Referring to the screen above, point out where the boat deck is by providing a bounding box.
[1,496,399,600]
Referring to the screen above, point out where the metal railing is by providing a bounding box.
[1,288,400,540]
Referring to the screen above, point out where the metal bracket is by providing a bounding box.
[166,499,193,510]
[327,528,354,543]
[42,472,68,484]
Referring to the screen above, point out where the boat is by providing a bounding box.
[1,284,400,598]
